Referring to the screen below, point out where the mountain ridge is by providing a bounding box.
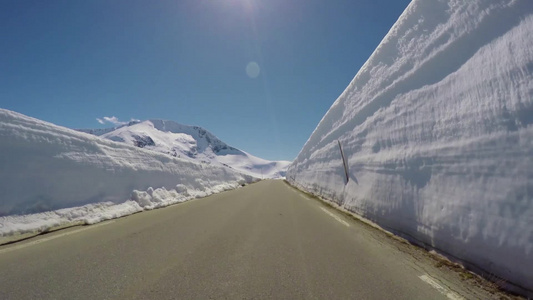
[77,119,290,178]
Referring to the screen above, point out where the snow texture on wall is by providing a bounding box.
[287,0,533,292]
[0,109,254,238]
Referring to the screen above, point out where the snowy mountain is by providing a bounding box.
[78,120,291,179]
[0,109,254,242]
[287,0,533,294]
[77,120,140,136]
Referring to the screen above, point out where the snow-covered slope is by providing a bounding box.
[0,109,254,241]
[287,0,533,293]
[80,120,290,179]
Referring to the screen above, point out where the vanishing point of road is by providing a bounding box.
[0,180,497,299]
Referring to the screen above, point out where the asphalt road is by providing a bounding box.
[0,180,494,299]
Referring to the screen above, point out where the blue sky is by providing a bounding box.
[1,0,411,161]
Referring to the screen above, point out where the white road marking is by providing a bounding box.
[419,274,464,300]
[320,207,350,227]
[0,221,115,255]
[299,194,310,201]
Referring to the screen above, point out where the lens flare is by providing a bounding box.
[246,61,260,78]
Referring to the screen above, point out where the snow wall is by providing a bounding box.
[0,109,254,237]
[287,0,533,293]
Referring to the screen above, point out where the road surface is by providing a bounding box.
[0,180,495,299]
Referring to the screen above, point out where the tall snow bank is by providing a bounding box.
[0,109,254,240]
[287,0,533,293]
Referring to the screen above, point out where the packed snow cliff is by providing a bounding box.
[287,0,533,293]
[78,120,290,179]
[0,109,254,242]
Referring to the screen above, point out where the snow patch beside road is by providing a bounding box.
[0,109,254,243]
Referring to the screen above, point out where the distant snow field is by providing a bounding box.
[287,0,533,293]
[0,109,256,243]
[78,119,291,179]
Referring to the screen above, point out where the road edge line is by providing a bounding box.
[319,207,350,227]
[419,274,464,300]
[0,221,115,255]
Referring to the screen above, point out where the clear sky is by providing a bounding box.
[1,0,411,161]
